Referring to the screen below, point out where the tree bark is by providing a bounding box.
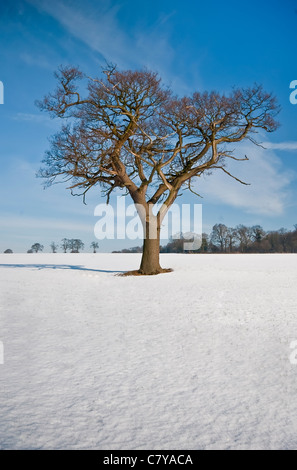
[139,216,163,275]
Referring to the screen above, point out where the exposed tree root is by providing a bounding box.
[118,268,173,276]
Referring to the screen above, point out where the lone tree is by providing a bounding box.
[37,65,279,274]
[61,238,70,253]
[31,243,44,253]
[50,241,58,253]
[90,241,99,253]
[69,238,84,253]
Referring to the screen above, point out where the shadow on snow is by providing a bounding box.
[0,264,125,274]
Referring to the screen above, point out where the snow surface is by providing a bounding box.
[0,253,297,450]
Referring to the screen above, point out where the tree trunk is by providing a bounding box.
[130,201,172,276]
[139,217,163,275]
[139,235,161,275]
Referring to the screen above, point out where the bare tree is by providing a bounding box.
[31,243,44,253]
[90,241,99,253]
[279,228,288,253]
[50,242,58,253]
[226,227,237,253]
[251,225,266,243]
[211,223,229,252]
[37,65,279,274]
[61,238,70,253]
[235,225,253,253]
[69,239,84,253]
[200,233,209,253]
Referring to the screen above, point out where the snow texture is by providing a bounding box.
[0,253,297,450]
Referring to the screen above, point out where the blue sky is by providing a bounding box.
[1,0,297,252]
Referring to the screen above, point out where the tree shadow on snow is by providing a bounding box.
[0,264,125,274]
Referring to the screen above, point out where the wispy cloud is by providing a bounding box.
[25,0,182,86]
[26,0,130,66]
[196,142,295,216]
[13,112,58,128]
[261,141,297,151]
[20,51,54,70]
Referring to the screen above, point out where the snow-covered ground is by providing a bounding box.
[0,253,297,450]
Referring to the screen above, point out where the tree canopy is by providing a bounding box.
[37,64,279,274]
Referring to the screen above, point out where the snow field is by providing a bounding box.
[0,253,297,449]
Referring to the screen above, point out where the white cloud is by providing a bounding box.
[196,142,295,216]
[261,141,297,151]
[13,112,58,128]
[25,0,175,73]
[20,51,54,70]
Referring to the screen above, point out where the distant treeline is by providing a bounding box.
[4,225,297,254]
[4,239,99,254]
[113,224,297,254]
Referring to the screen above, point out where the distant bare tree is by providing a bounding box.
[235,225,253,253]
[90,241,99,253]
[251,225,266,243]
[200,233,209,253]
[266,231,282,252]
[278,228,289,253]
[69,239,84,253]
[226,228,237,253]
[211,224,229,252]
[31,243,44,253]
[50,242,58,253]
[161,234,185,253]
[61,238,70,253]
